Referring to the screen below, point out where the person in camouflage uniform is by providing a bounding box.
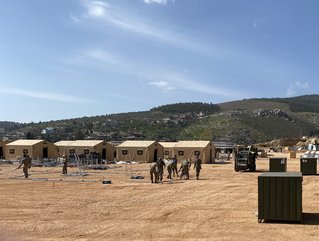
[193,155,202,180]
[179,159,191,180]
[61,154,68,174]
[166,160,173,179]
[18,155,32,178]
[156,158,166,183]
[150,161,159,183]
[172,155,179,177]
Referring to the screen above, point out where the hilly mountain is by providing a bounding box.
[1,95,319,145]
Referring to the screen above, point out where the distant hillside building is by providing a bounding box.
[5,139,58,160]
[117,140,164,163]
[174,140,215,164]
[55,140,113,161]
[41,127,55,135]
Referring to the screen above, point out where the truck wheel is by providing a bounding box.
[250,164,256,172]
[234,161,239,172]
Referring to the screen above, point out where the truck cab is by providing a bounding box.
[234,145,257,172]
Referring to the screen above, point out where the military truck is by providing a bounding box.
[234,145,257,172]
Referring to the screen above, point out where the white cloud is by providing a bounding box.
[71,1,209,55]
[148,81,176,92]
[65,48,119,67]
[144,0,175,5]
[286,86,296,97]
[0,88,91,103]
[82,48,118,64]
[86,1,108,18]
[171,75,243,98]
[286,81,309,97]
[68,1,301,89]
[69,13,81,23]
[295,81,309,89]
[148,74,245,99]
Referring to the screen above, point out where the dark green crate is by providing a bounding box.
[300,158,317,175]
[258,172,302,223]
[269,157,287,172]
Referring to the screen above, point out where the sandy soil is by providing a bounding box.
[0,153,319,241]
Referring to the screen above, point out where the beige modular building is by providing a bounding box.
[55,140,114,161]
[117,140,164,163]
[173,140,215,164]
[5,139,59,160]
[159,142,178,159]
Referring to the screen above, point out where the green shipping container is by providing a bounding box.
[269,157,287,172]
[300,158,317,175]
[258,172,302,223]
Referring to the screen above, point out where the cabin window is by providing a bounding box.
[84,149,89,154]
[10,149,15,154]
[178,151,184,156]
[122,150,128,155]
[194,151,200,156]
[164,150,169,155]
[23,149,28,154]
[69,149,75,154]
[137,150,143,155]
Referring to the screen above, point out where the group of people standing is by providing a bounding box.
[150,155,202,183]
[18,154,69,178]
[17,153,201,182]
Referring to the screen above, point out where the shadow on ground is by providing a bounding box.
[302,213,319,225]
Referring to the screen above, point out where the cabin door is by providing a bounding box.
[43,147,48,158]
[153,149,158,162]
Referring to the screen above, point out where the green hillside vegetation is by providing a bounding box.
[151,102,220,114]
[258,95,319,113]
[1,96,319,145]
[218,99,291,112]
[0,121,26,131]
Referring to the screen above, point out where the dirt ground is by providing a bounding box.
[0,153,319,241]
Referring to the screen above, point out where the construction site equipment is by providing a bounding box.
[269,157,287,172]
[91,166,108,170]
[300,157,317,175]
[102,180,112,184]
[28,178,97,183]
[131,175,144,179]
[258,172,302,223]
[66,154,87,176]
[234,145,257,172]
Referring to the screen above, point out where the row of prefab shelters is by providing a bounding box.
[0,139,216,163]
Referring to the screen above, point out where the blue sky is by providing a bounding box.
[1,0,318,123]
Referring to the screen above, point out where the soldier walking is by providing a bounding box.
[18,155,32,178]
[193,155,202,180]
[150,161,159,183]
